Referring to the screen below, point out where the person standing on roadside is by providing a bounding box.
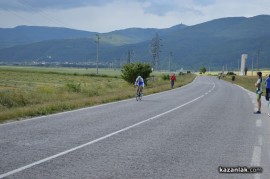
[265,74,270,101]
[170,73,176,89]
[254,72,263,114]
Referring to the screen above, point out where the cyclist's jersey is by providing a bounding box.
[265,77,270,89]
[135,76,144,87]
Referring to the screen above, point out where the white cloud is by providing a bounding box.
[0,0,270,32]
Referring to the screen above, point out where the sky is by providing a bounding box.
[0,0,270,32]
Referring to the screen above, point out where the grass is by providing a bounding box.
[205,70,270,77]
[221,74,268,95]
[0,67,195,123]
[204,69,270,94]
[0,66,122,76]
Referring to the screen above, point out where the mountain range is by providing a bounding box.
[0,15,270,70]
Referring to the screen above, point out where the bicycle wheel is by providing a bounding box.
[139,87,143,101]
[139,92,142,100]
[136,93,139,101]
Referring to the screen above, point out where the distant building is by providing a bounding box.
[240,54,248,76]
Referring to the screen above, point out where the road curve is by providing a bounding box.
[0,76,269,179]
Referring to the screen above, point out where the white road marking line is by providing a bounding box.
[258,135,262,146]
[256,119,262,127]
[251,146,261,166]
[236,81,263,179]
[251,146,261,179]
[254,174,260,179]
[0,81,216,178]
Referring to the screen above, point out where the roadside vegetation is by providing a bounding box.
[220,71,270,94]
[0,66,195,123]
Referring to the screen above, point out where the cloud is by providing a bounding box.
[0,0,270,32]
[0,0,202,16]
[192,0,217,6]
[142,2,175,16]
[0,0,112,11]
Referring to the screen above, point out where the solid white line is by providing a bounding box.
[0,82,214,178]
[256,119,262,127]
[0,77,200,126]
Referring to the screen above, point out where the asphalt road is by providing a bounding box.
[0,76,270,179]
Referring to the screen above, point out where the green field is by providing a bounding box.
[0,66,195,123]
[0,66,123,76]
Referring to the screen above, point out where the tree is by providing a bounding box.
[199,66,207,74]
[121,62,152,85]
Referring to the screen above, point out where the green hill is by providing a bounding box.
[0,15,270,70]
[0,26,96,49]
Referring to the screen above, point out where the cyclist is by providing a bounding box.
[254,72,263,114]
[134,75,144,96]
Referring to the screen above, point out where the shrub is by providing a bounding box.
[199,67,207,74]
[0,91,28,108]
[121,62,152,85]
[227,72,236,76]
[162,74,170,80]
[178,72,185,76]
[66,83,81,92]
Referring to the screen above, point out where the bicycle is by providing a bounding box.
[135,85,143,101]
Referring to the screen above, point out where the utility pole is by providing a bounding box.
[151,33,161,71]
[169,52,172,72]
[237,59,240,75]
[95,34,100,75]
[252,54,254,76]
[127,50,133,64]
[118,58,121,69]
[257,49,260,71]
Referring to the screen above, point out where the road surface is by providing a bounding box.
[0,76,269,179]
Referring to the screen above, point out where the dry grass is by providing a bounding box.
[0,67,195,123]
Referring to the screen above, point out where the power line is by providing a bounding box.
[17,0,72,28]
[0,7,38,25]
